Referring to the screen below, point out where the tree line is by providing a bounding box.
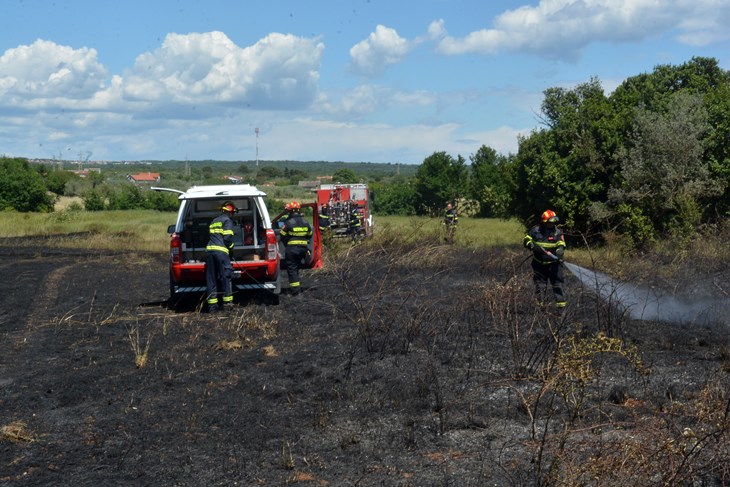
[2,57,728,246]
[371,56,729,246]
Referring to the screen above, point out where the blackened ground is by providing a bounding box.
[1,236,728,486]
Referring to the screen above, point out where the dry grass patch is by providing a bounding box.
[214,308,280,351]
[126,321,154,368]
[1,420,36,443]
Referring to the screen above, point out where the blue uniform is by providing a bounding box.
[205,212,235,310]
[280,213,313,295]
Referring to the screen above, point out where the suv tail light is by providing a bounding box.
[266,229,278,261]
[170,233,182,264]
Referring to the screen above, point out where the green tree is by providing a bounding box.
[370,177,418,215]
[704,77,730,217]
[45,169,79,196]
[609,92,722,241]
[332,168,359,184]
[82,190,106,211]
[469,145,515,218]
[107,185,145,210]
[513,78,624,231]
[88,171,105,190]
[414,152,468,216]
[0,157,55,212]
[259,166,283,179]
[143,190,179,211]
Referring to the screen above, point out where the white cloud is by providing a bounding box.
[316,84,438,121]
[0,39,108,100]
[435,0,730,61]
[427,19,447,40]
[349,25,412,77]
[122,31,324,110]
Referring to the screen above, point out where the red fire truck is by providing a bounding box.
[315,183,373,238]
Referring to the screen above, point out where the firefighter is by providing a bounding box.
[280,201,313,295]
[348,204,363,241]
[318,204,331,233]
[205,201,237,313]
[523,209,567,309]
[444,202,458,243]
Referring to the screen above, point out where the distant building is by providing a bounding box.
[127,172,161,184]
[223,175,243,184]
[298,180,320,189]
[71,168,101,178]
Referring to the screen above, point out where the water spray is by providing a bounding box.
[564,261,730,327]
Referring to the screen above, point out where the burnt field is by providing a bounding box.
[1,235,729,486]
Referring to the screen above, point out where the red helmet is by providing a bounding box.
[285,201,301,212]
[221,202,237,214]
[541,209,559,223]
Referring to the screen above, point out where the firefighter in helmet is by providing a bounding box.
[348,203,363,241]
[280,201,313,295]
[318,204,331,233]
[523,209,567,308]
[443,202,458,243]
[205,201,237,312]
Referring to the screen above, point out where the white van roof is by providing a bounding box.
[180,184,267,199]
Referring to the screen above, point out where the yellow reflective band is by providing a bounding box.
[290,281,301,287]
[207,297,219,305]
[222,295,233,303]
[206,245,229,254]
[536,242,562,250]
[287,239,309,245]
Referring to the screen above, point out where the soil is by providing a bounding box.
[1,237,728,486]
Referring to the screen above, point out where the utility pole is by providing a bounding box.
[255,127,259,177]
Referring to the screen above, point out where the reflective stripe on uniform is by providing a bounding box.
[206,244,229,254]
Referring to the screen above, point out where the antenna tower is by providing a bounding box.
[255,127,259,176]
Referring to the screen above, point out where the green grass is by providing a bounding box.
[0,209,526,253]
[372,215,525,248]
[0,209,176,253]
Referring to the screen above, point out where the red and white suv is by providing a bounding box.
[157,184,321,305]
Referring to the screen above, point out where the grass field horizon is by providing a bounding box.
[0,207,526,254]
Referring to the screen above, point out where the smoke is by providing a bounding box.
[565,262,730,327]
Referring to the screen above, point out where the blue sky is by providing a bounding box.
[1,0,729,164]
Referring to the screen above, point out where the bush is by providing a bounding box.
[0,157,55,212]
[83,190,106,211]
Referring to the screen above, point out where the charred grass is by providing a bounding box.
[1,232,729,486]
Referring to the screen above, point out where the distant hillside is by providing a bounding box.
[150,159,420,178]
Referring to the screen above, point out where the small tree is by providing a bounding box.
[414,152,468,216]
[370,178,417,215]
[470,145,515,218]
[332,168,359,184]
[107,185,145,210]
[0,157,55,212]
[83,190,106,211]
